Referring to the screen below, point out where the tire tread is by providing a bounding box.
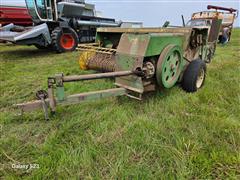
[182,59,206,92]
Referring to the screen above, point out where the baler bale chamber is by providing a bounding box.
[16,26,217,119]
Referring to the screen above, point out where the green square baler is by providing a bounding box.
[15,25,221,119]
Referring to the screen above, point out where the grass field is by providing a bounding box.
[0,29,239,179]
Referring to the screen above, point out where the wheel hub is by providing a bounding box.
[143,61,155,79]
[196,68,205,88]
[157,45,182,89]
[60,34,75,49]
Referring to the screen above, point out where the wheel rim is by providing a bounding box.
[196,68,205,88]
[156,45,182,89]
[162,50,181,88]
[60,34,75,49]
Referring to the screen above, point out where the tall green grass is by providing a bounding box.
[0,29,239,179]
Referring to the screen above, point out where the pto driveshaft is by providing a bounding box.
[62,71,133,82]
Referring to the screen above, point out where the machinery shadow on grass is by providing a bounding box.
[0,47,56,61]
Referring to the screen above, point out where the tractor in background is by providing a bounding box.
[0,0,141,52]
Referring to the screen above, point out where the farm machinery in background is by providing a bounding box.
[0,0,142,52]
[15,15,222,119]
[0,0,33,27]
[187,5,238,44]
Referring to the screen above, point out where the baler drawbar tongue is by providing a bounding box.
[15,70,137,120]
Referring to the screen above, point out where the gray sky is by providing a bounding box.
[88,0,240,27]
[1,0,239,26]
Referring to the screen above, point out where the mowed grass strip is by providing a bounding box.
[0,29,239,179]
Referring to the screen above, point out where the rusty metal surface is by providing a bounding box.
[191,11,235,25]
[87,53,117,72]
[191,5,237,42]
[61,88,126,105]
[113,33,150,93]
[15,99,50,113]
[208,18,222,42]
[77,44,116,55]
[78,43,117,72]
[117,33,150,57]
[63,71,133,82]
[97,27,192,34]
[192,11,224,20]
[15,88,127,114]
[207,5,238,13]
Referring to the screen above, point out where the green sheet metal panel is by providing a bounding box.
[145,33,184,57]
[58,88,127,106]
[115,54,145,93]
[115,33,185,93]
[56,86,65,101]
[115,33,150,93]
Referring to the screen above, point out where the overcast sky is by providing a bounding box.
[88,0,240,27]
[1,0,239,27]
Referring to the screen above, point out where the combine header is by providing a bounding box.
[16,20,222,119]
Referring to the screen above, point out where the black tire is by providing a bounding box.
[219,34,229,44]
[51,27,78,53]
[228,32,232,42]
[219,28,229,44]
[182,59,206,93]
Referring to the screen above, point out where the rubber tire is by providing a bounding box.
[220,34,229,44]
[51,27,78,53]
[219,28,229,44]
[182,59,206,93]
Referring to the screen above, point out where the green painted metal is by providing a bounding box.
[156,45,183,89]
[114,33,149,93]
[103,39,113,48]
[116,54,136,70]
[161,48,181,88]
[56,86,65,101]
[145,34,184,57]
[57,88,126,106]
[115,54,144,93]
[200,45,208,62]
[115,33,185,92]
[14,88,126,114]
